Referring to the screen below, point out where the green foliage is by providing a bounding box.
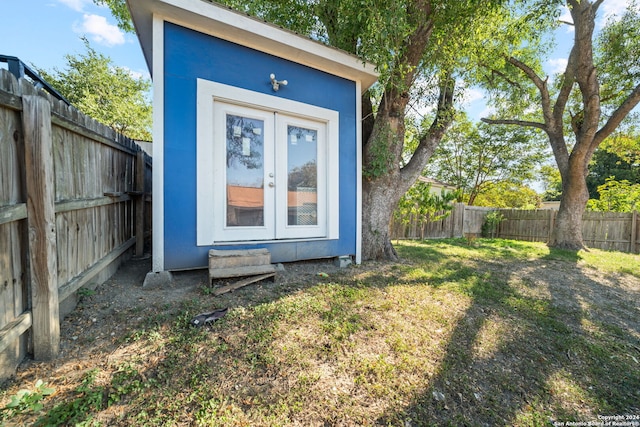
[76,287,95,299]
[473,181,542,209]
[36,369,105,426]
[539,164,563,201]
[472,0,559,114]
[363,122,395,180]
[33,362,152,426]
[587,178,640,212]
[36,39,152,141]
[395,180,460,238]
[595,3,640,114]
[600,130,640,165]
[587,131,640,198]
[425,112,548,205]
[1,380,55,419]
[481,210,505,237]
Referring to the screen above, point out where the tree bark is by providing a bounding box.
[550,157,590,249]
[362,175,402,261]
[359,1,441,260]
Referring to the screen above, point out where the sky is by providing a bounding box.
[0,0,148,80]
[0,0,632,119]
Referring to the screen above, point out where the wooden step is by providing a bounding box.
[208,248,276,281]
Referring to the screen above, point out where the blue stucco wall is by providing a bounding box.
[163,22,358,269]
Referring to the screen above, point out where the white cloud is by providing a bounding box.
[460,86,490,122]
[462,87,484,105]
[74,14,125,46]
[477,105,496,120]
[57,0,89,12]
[600,0,630,25]
[547,57,568,74]
[120,66,151,81]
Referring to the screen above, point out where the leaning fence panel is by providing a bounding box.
[0,68,152,381]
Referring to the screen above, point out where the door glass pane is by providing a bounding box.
[225,114,265,227]
[287,125,317,226]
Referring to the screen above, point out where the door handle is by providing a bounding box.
[268,182,274,188]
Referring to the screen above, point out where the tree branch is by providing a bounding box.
[480,65,523,90]
[401,73,456,184]
[506,57,546,90]
[593,0,606,11]
[553,56,575,123]
[506,56,557,127]
[481,117,547,131]
[593,83,640,150]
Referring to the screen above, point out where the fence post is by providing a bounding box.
[452,203,464,238]
[631,211,638,254]
[135,150,145,256]
[23,95,59,360]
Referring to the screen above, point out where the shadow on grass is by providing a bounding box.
[18,240,640,426]
[375,239,640,426]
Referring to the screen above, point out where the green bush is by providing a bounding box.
[481,210,504,237]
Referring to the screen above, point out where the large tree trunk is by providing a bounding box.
[550,162,590,249]
[361,178,402,261]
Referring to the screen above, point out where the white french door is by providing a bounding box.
[196,79,340,246]
[275,113,327,239]
[212,102,327,242]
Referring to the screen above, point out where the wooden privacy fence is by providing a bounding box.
[392,203,640,254]
[391,203,489,240]
[0,69,152,380]
[498,209,639,253]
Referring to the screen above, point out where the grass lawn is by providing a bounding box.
[2,239,639,426]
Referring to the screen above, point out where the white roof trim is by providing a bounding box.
[127,0,379,91]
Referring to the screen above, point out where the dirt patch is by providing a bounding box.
[54,257,353,361]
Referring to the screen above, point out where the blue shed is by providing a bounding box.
[128,0,378,273]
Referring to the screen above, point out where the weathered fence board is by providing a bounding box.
[0,68,152,379]
[462,206,491,237]
[499,209,553,242]
[582,212,632,252]
[0,73,30,378]
[23,94,60,360]
[392,203,640,254]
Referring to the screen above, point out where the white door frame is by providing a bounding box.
[196,79,339,245]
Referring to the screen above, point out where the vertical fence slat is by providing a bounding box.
[135,150,145,256]
[23,95,59,360]
[631,211,638,254]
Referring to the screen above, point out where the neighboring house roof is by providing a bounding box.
[417,176,457,191]
[541,201,561,210]
[126,0,379,90]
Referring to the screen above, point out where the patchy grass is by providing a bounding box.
[2,239,639,426]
